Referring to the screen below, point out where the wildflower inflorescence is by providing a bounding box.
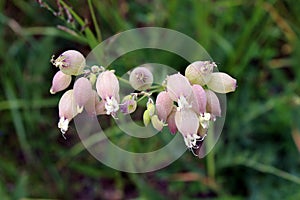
[50,50,237,154]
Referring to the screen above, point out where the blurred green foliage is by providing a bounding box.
[0,0,300,199]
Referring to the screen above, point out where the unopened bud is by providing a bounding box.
[129,67,153,91]
[151,115,164,131]
[120,95,137,114]
[50,71,71,94]
[73,77,92,113]
[156,91,173,122]
[206,72,237,93]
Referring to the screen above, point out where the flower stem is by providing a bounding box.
[206,123,215,180]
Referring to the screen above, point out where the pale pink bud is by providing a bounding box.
[50,71,71,94]
[166,108,177,134]
[58,89,78,134]
[96,70,120,101]
[52,50,86,76]
[205,90,221,118]
[59,90,77,120]
[73,77,93,113]
[129,67,153,91]
[166,73,192,102]
[206,72,237,93]
[156,91,173,122]
[185,61,216,86]
[191,84,207,114]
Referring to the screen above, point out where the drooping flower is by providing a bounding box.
[166,73,205,148]
[185,61,216,86]
[129,67,153,91]
[50,71,71,94]
[156,91,173,122]
[58,89,78,135]
[73,77,93,113]
[206,72,237,93]
[51,50,86,76]
[96,70,120,116]
[175,108,200,148]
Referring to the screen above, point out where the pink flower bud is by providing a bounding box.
[205,90,221,118]
[185,61,216,86]
[73,77,92,113]
[50,71,71,94]
[166,108,177,134]
[156,91,173,122]
[52,50,86,76]
[206,72,237,93]
[96,70,120,100]
[191,84,207,114]
[58,89,78,134]
[129,67,153,91]
[166,73,192,102]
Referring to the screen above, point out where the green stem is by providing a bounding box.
[87,0,102,42]
[206,123,215,179]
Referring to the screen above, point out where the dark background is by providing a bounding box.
[0,0,300,199]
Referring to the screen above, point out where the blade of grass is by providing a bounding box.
[88,0,102,42]
[3,79,33,162]
[241,159,300,185]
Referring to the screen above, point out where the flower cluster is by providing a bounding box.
[50,50,237,151]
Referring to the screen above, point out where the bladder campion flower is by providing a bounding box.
[73,77,93,113]
[129,67,153,91]
[51,50,86,76]
[96,70,120,117]
[49,49,237,155]
[58,89,78,137]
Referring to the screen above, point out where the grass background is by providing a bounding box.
[1,0,300,199]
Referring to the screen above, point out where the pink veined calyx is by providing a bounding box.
[50,50,237,152]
